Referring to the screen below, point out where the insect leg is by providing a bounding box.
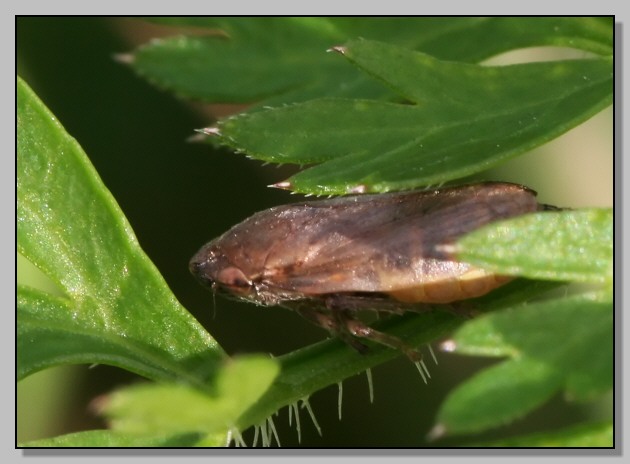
[324,296,424,362]
[292,296,426,360]
[340,314,424,362]
[295,306,370,354]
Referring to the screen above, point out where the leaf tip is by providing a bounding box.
[269,181,292,190]
[112,53,135,65]
[327,45,347,55]
[198,126,221,136]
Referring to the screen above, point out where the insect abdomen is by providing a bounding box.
[387,269,511,304]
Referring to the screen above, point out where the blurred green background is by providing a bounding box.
[17,17,613,446]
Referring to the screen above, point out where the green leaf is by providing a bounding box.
[101,355,279,438]
[435,293,612,435]
[473,421,613,447]
[24,356,279,447]
[148,17,613,60]
[17,76,223,385]
[17,286,207,384]
[20,430,210,447]
[435,357,563,434]
[454,293,613,399]
[129,17,388,106]
[457,209,613,285]
[129,17,611,107]
[329,17,613,59]
[213,39,612,194]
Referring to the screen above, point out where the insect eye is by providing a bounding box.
[217,267,251,289]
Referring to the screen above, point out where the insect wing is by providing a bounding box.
[259,183,539,296]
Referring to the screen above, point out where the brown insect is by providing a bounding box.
[190,182,552,360]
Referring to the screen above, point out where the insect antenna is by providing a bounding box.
[210,283,217,319]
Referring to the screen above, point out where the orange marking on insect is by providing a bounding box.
[387,270,511,304]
